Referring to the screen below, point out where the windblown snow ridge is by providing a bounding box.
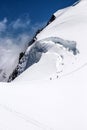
[8,37,79,82]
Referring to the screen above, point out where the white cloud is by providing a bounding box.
[0,16,31,81]
[0,16,32,50]
[0,16,32,53]
[0,18,7,32]
[0,16,46,81]
[11,18,30,30]
[0,33,30,81]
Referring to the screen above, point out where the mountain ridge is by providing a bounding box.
[8,0,87,82]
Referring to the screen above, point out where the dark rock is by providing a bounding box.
[73,0,81,6]
[47,15,56,25]
[19,52,25,63]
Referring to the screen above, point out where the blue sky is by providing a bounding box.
[0,0,78,24]
[0,0,78,49]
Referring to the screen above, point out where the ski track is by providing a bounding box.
[61,62,87,78]
[0,103,54,130]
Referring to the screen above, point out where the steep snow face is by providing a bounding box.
[13,0,87,82]
[14,37,79,81]
[37,0,87,46]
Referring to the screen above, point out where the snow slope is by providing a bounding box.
[0,63,87,130]
[36,0,87,66]
[0,0,87,130]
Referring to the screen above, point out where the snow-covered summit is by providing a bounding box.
[37,0,87,41]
